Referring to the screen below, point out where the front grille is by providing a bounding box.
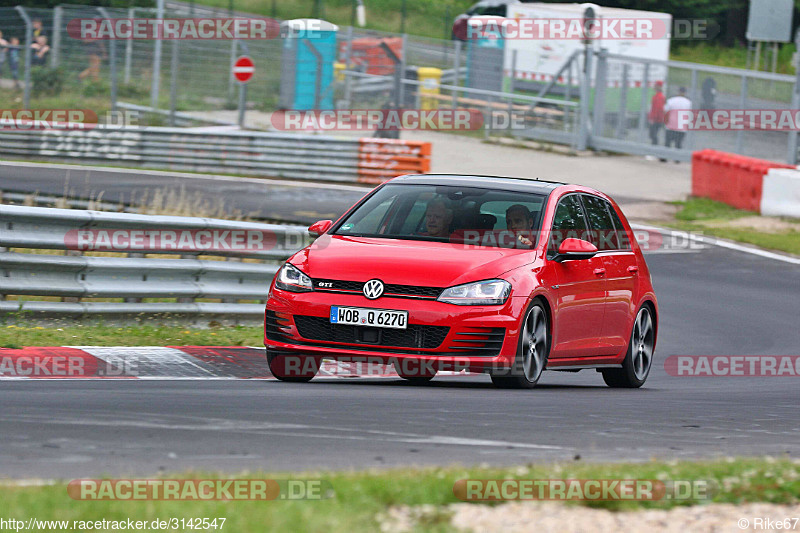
[293,315,449,349]
[313,279,442,299]
[448,327,506,357]
[265,310,293,342]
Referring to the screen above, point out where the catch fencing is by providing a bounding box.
[0,127,431,183]
[0,204,309,322]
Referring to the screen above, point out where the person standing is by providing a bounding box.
[647,81,665,146]
[663,87,692,161]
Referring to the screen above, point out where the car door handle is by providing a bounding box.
[627,266,639,274]
[593,268,606,276]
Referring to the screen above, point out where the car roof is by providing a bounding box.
[389,173,567,195]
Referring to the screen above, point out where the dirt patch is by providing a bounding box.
[699,216,800,233]
[380,502,800,533]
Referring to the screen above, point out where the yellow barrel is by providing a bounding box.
[417,67,442,110]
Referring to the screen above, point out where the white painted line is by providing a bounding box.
[0,161,369,192]
[631,223,800,265]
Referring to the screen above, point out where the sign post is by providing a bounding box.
[233,56,255,128]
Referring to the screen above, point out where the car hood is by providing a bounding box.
[290,235,537,288]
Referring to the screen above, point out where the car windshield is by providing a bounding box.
[333,183,546,249]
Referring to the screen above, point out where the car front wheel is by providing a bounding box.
[491,301,549,389]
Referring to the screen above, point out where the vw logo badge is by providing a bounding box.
[363,279,384,300]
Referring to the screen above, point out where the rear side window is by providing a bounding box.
[605,202,632,250]
[581,194,619,251]
[548,194,588,253]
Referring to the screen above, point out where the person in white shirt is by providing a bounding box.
[663,87,692,153]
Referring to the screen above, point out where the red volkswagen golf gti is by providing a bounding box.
[264,175,658,388]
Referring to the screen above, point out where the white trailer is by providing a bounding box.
[502,3,672,89]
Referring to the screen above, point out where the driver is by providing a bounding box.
[506,204,535,247]
[419,196,454,238]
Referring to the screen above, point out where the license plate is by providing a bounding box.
[330,306,408,329]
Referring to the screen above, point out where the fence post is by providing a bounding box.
[169,39,179,126]
[638,63,649,141]
[51,5,62,68]
[15,6,33,110]
[97,8,117,113]
[685,68,698,153]
[343,25,354,108]
[577,46,593,151]
[150,0,165,108]
[124,7,135,84]
[735,74,748,154]
[615,64,629,139]
[787,62,800,163]
[592,48,608,138]
[452,39,462,105]
[228,39,238,100]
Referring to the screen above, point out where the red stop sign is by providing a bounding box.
[233,56,254,83]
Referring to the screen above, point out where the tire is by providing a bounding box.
[602,306,655,388]
[394,360,436,384]
[491,301,550,389]
[266,349,320,383]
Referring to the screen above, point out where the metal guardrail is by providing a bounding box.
[0,128,432,183]
[0,205,309,321]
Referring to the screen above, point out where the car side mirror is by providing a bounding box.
[553,238,598,262]
[308,220,333,237]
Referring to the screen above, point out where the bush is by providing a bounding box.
[82,79,110,97]
[30,66,65,97]
[118,82,149,99]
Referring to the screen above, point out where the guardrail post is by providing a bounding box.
[125,253,145,303]
[15,6,33,110]
[735,74,748,155]
[51,6,62,68]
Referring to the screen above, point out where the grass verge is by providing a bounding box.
[1,458,798,532]
[664,197,800,256]
[0,324,263,349]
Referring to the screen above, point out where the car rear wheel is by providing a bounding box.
[266,349,320,383]
[602,306,655,388]
[491,301,549,389]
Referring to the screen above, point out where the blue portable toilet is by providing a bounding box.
[280,19,339,110]
[465,16,505,93]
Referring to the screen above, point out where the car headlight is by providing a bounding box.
[437,279,511,305]
[275,263,313,293]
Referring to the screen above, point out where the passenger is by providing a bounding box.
[506,204,534,247]
[419,197,453,238]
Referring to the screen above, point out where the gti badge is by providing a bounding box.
[363,279,384,300]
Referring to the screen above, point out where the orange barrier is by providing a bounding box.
[357,139,432,184]
[339,37,403,76]
[691,150,793,212]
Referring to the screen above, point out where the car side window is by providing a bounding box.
[581,194,619,251]
[548,194,588,254]
[605,202,632,250]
